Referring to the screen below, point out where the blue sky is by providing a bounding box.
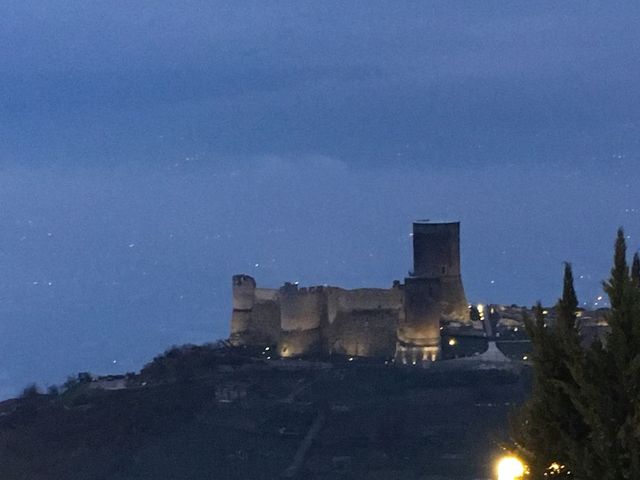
[0,1,639,397]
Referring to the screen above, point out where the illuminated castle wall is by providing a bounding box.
[229,221,468,363]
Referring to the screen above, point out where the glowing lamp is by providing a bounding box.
[496,455,525,480]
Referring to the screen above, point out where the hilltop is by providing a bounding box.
[0,342,529,480]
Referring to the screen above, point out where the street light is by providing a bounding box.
[496,455,525,480]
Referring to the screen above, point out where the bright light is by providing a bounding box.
[496,455,525,480]
[448,338,457,346]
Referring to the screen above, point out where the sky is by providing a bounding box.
[0,1,639,397]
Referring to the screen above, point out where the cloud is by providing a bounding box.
[1,2,640,167]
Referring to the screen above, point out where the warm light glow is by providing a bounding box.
[496,455,525,480]
[448,338,457,346]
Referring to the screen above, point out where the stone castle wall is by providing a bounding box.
[232,277,404,358]
[279,284,327,332]
[325,287,403,358]
[228,221,470,363]
[327,309,398,358]
[229,274,469,361]
[326,287,403,324]
[278,284,327,357]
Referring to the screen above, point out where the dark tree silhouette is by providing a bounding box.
[512,229,640,479]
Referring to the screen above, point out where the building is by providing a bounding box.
[229,221,469,363]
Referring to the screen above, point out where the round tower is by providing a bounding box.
[411,221,468,320]
[396,221,469,363]
[230,274,256,345]
[396,277,442,363]
[412,221,461,278]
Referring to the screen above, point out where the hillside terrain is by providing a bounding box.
[0,344,529,480]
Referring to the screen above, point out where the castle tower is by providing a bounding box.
[411,221,468,320]
[229,274,257,345]
[396,221,469,363]
[230,274,281,346]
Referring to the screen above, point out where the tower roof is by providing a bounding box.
[414,219,459,225]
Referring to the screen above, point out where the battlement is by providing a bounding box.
[280,283,328,295]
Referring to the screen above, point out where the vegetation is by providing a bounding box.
[139,342,249,383]
[512,230,640,479]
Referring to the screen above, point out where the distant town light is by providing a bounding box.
[496,455,526,480]
[448,338,457,346]
[348,357,354,362]
[265,347,270,351]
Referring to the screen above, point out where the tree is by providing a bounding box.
[46,385,60,396]
[511,265,585,477]
[632,252,640,287]
[511,229,640,479]
[20,384,40,399]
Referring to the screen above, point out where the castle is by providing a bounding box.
[230,221,469,363]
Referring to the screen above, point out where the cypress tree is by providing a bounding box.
[511,303,555,474]
[604,228,629,311]
[632,252,640,287]
[512,231,640,479]
[512,266,584,478]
